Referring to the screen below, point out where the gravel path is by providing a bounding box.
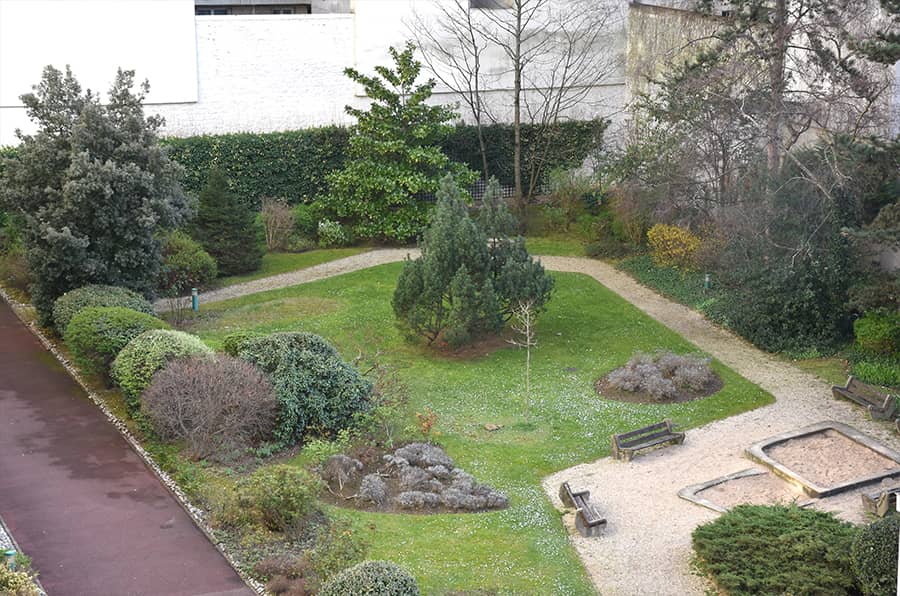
[159,249,898,595]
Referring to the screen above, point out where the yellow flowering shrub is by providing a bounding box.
[647,223,702,270]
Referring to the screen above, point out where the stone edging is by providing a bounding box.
[0,287,266,596]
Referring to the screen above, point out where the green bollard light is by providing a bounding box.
[4,549,16,570]
[191,288,199,311]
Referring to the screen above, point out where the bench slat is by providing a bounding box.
[615,422,669,441]
[619,430,677,448]
[622,433,681,451]
[612,419,683,461]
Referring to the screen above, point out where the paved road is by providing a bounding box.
[0,301,252,596]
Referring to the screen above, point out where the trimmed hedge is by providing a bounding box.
[52,284,154,335]
[692,505,858,596]
[237,332,372,445]
[64,306,170,377]
[852,515,900,596]
[319,560,420,596]
[161,121,605,207]
[111,329,213,413]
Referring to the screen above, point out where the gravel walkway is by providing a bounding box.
[159,249,898,595]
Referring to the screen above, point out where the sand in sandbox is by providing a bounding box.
[697,472,806,509]
[765,429,899,488]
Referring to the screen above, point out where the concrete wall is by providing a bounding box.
[0,0,629,145]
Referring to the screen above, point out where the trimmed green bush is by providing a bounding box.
[855,311,900,356]
[852,357,900,387]
[111,329,213,413]
[692,505,858,596]
[157,230,218,297]
[52,284,154,335]
[222,331,262,357]
[214,465,320,532]
[237,332,372,445]
[852,515,900,596]
[319,560,420,596]
[65,306,170,377]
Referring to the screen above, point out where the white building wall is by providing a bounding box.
[0,0,628,145]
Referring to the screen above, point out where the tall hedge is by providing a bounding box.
[160,121,604,207]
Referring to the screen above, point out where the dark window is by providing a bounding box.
[196,7,229,15]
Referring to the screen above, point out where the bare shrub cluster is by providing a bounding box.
[261,198,296,251]
[142,355,278,461]
[607,351,715,400]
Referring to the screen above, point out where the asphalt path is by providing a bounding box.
[0,301,252,596]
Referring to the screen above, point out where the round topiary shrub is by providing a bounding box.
[852,515,900,596]
[692,505,858,596]
[319,560,419,596]
[157,230,218,297]
[142,355,278,461]
[52,284,154,335]
[64,306,170,377]
[222,331,261,357]
[237,332,372,445]
[111,329,213,413]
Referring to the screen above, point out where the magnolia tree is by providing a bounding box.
[392,174,553,348]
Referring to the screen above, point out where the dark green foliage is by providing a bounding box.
[65,306,169,377]
[716,247,855,354]
[215,465,320,532]
[692,505,859,596]
[237,332,373,445]
[157,230,217,298]
[393,175,552,347]
[158,121,603,209]
[616,255,723,315]
[192,168,263,276]
[222,331,262,357]
[161,127,350,207]
[292,202,323,239]
[852,515,900,596]
[855,311,900,356]
[52,284,155,335]
[1,67,190,323]
[110,329,213,413]
[319,561,420,596]
[321,42,476,241]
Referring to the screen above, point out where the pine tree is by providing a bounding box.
[192,168,263,276]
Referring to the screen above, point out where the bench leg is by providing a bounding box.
[575,513,603,538]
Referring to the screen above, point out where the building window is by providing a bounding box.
[196,7,230,15]
[470,0,512,8]
[272,7,295,14]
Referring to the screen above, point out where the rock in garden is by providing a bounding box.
[393,443,454,469]
[359,474,388,505]
[426,464,452,480]
[394,491,443,510]
[321,454,363,488]
[399,466,443,493]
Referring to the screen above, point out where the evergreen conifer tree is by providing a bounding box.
[192,168,263,276]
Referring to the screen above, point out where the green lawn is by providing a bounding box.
[526,235,585,256]
[187,263,772,595]
[216,248,366,287]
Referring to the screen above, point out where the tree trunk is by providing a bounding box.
[513,1,524,214]
[766,0,788,178]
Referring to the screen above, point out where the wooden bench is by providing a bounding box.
[832,376,897,421]
[861,483,900,517]
[559,481,606,537]
[612,419,685,462]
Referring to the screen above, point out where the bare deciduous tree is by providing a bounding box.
[507,298,537,423]
[411,0,622,207]
[260,197,295,251]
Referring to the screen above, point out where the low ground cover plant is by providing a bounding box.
[319,560,419,596]
[852,515,900,596]
[236,332,373,445]
[64,306,170,378]
[605,351,716,400]
[52,284,154,335]
[692,505,858,595]
[213,465,321,533]
[142,355,278,461]
[111,329,213,412]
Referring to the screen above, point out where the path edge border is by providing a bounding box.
[0,287,265,595]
